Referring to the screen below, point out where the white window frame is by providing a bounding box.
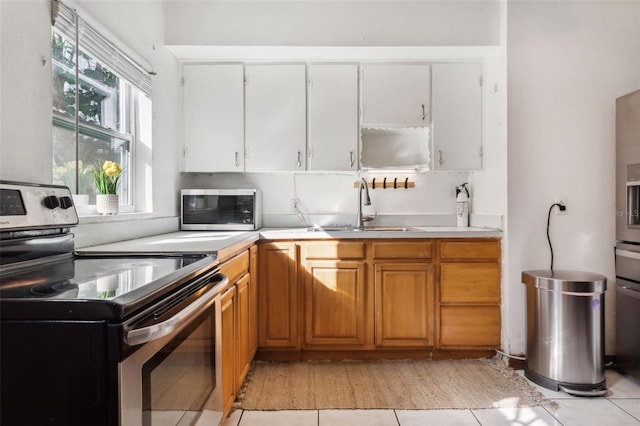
[51,0,153,216]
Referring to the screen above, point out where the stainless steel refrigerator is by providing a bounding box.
[615,89,640,381]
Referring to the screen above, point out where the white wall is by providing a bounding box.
[165,0,500,47]
[0,0,53,183]
[507,1,640,355]
[0,0,181,245]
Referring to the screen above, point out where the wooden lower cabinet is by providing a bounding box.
[374,263,435,347]
[437,239,502,349]
[256,238,502,358]
[302,260,366,347]
[220,285,236,415]
[258,242,299,349]
[219,246,256,416]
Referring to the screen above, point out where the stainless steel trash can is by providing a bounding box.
[522,270,607,396]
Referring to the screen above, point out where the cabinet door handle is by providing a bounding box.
[421,104,426,120]
[235,151,240,168]
[297,151,302,168]
[439,150,443,166]
[349,151,354,168]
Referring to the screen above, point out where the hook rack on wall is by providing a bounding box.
[353,177,415,190]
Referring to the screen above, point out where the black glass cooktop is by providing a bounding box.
[0,254,217,321]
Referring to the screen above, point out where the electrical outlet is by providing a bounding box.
[554,196,568,215]
[291,198,299,214]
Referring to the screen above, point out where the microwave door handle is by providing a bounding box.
[124,274,229,346]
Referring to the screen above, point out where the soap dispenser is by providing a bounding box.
[456,183,470,227]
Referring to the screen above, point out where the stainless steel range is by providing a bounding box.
[0,181,227,426]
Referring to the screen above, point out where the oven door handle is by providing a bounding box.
[124,274,228,346]
[616,248,640,260]
[618,284,640,300]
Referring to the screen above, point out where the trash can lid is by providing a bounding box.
[522,270,607,293]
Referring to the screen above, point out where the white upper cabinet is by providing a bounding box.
[307,64,359,171]
[432,62,483,170]
[182,64,245,172]
[361,64,431,127]
[245,64,307,172]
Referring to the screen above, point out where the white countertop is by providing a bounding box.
[77,226,501,256]
[259,226,502,239]
[76,231,259,255]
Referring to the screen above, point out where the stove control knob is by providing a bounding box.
[43,195,60,209]
[59,196,74,209]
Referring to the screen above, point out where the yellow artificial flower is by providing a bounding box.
[102,161,122,178]
[94,160,124,194]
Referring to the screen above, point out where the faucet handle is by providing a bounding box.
[362,212,377,223]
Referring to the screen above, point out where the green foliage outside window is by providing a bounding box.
[51,29,130,201]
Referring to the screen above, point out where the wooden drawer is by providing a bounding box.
[372,241,432,259]
[440,263,501,303]
[303,241,365,259]
[439,240,500,260]
[220,250,250,284]
[439,306,501,347]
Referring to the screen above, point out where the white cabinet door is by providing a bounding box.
[361,64,431,126]
[432,63,483,170]
[245,64,307,171]
[308,64,359,171]
[182,64,244,172]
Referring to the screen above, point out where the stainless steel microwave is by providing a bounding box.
[181,189,262,231]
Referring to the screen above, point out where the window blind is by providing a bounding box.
[52,0,153,96]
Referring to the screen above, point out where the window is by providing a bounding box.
[51,1,152,214]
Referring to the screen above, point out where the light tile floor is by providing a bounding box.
[222,369,640,426]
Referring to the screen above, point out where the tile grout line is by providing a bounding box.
[605,398,640,423]
[540,400,566,426]
[392,409,400,426]
[469,408,486,426]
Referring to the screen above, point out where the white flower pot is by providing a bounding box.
[96,194,119,215]
[96,275,119,298]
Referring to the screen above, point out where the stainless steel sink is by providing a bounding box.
[306,226,415,232]
[361,226,414,232]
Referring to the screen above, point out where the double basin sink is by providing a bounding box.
[306,225,416,232]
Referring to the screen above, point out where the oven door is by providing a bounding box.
[119,273,228,426]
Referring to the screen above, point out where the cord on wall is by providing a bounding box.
[495,349,526,361]
[546,202,567,271]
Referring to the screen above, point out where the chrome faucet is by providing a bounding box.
[356,178,374,230]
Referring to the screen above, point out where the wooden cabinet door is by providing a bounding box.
[432,62,483,170]
[440,263,501,303]
[375,263,435,347]
[361,64,431,126]
[182,64,244,172]
[307,64,359,171]
[258,242,299,348]
[302,260,366,346]
[220,285,236,416]
[249,245,258,358]
[439,306,501,347]
[235,274,251,389]
[245,64,307,171]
